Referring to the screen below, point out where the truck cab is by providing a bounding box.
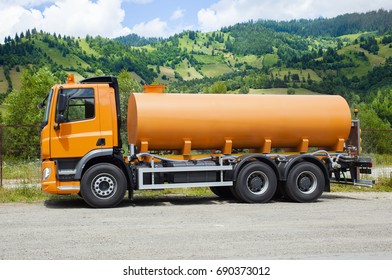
[40,76,126,202]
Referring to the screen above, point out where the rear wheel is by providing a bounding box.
[285,162,325,202]
[234,162,277,203]
[81,163,127,208]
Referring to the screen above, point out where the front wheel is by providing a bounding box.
[284,162,325,203]
[234,162,277,203]
[81,163,127,208]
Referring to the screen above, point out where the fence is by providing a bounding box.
[0,126,391,188]
[0,125,41,188]
[361,129,392,182]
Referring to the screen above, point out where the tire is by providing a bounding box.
[285,162,325,203]
[81,163,127,208]
[234,162,277,203]
[210,186,236,200]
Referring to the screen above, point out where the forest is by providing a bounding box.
[0,9,391,157]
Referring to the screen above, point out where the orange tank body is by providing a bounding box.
[127,93,352,154]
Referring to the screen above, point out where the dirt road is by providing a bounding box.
[0,192,391,260]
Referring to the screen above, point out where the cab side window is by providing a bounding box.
[61,88,95,122]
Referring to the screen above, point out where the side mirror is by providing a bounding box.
[57,93,67,114]
[55,89,67,130]
[37,102,45,110]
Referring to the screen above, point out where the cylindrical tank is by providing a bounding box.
[127,93,352,154]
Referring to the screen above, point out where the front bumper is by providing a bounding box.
[41,160,80,194]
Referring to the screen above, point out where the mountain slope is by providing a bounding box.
[0,10,392,99]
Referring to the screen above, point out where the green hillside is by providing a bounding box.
[1,10,392,98]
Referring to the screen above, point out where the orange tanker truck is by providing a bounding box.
[39,76,373,207]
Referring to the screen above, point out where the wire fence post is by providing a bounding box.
[0,125,3,188]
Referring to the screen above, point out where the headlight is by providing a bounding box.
[42,168,51,180]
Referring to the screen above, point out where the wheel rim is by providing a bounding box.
[296,171,317,194]
[246,171,269,195]
[91,173,117,199]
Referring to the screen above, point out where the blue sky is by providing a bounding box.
[121,0,211,30]
[1,0,392,40]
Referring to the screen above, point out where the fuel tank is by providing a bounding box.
[127,93,352,154]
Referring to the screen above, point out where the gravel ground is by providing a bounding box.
[0,192,391,260]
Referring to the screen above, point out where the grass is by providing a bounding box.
[0,65,26,91]
[378,44,392,58]
[9,66,23,90]
[78,39,100,57]
[337,44,388,78]
[179,35,208,55]
[193,54,224,64]
[263,54,279,67]
[130,71,143,83]
[0,186,85,203]
[193,54,233,78]
[134,187,213,198]
[34,40,90,69]
[175,59,203,80]
[0,66,8,92]
[200,63,232,78]
[367,52,386,66]
[338,32,376,41]
[0,187,50,203]
[332,178,392,192]
[248,87,319,95]
[2,159,40,180]
[228,55,264,69]
[178,32,227,56]
[156,66,176,83]
[192,52,233,78]
[364,153,392,165]
[271,68,322,82]
[0,186,215,204]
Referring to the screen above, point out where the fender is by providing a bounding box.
[74,148,113,179]
[278,154,330,191]
[232,154,280,182]
[75,148,134,194]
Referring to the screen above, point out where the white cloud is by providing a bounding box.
[129,18,169,38]
[0,5,44,40]
[0,0,130,40]
[171,8,184,21]
[197,0,392,32]
[1,0,392,40]
[42,0,128,38]
[0,0,182,40]
[0,0,53,7]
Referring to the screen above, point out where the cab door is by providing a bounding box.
[50,86,102,159]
